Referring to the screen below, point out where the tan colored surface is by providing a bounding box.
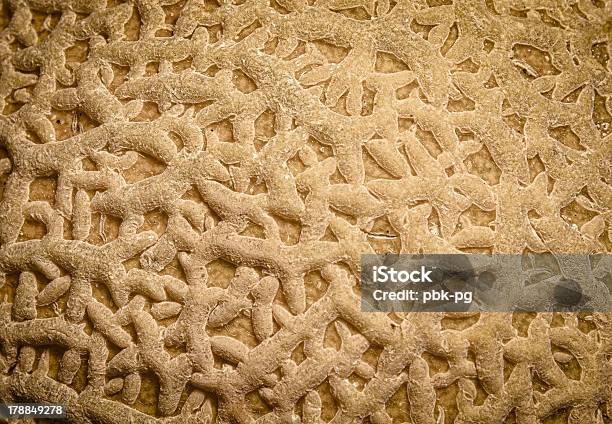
[0,0,611,423]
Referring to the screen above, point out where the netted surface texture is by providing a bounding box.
[0,0,611,422]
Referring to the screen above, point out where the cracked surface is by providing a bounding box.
[0,0,611,423]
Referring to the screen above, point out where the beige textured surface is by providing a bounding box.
[0,0,611,423]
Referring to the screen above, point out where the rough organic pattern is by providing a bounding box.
[0,0,611,422]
